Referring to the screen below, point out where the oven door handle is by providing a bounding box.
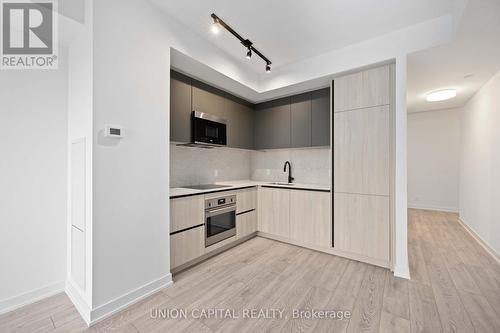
[205,205,236,218]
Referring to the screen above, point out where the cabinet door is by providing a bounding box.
[192,80,226,119]
[225,97,255,149]
[258,187,290,237]
[170,195,204,233]
[170,71,192,143]
[255,98,291,149]
[334,105,390,195]
[170,226,205,269]
[290,190,331,248]
[311,88,330,147]
[334,193,389,262]
[291,93,312,148]
[236,188,257,214]
[236,210,257,239]
[333,65,390,112]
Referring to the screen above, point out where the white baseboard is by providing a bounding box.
[458,218,500,266]
[408,203,459,213]
[0,281,65,315]
[88,274,173,326]
[65,279,91,325]
[393,265,411,280]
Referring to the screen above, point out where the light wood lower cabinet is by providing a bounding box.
[333,193,390,263]
[258,187,290,238]
[290,190,331,248]
[236,210,257,239]
[170,195,204,233]
[170,226,205,269]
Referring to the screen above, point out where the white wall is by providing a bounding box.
[459,70,500,256]
[408,108,461,212]
[0,51,68,314]
[91,0,171,311]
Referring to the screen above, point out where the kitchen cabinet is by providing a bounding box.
[236,187,257,213]
[311,88,330,146]
[170,71,192,143]
[170,225,205,269]
[254,97,291,149]
[236,210,257,239]
[334,105,390,195]
[334,193,390,262]
[258,187,290,237]
[333,64,393,268]
[289,190,331,248]
[192,80,226,119]
[225,96,255,149]
[170,195,204,233]
[333,65,390,112]
[291,93,312,148]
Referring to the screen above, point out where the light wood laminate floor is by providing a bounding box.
[1,209,500,332]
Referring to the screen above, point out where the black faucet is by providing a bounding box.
[283,161,295,184]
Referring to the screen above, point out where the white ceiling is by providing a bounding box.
[407,0,500,113]
[151,0,455,73]
[151,0,500,113]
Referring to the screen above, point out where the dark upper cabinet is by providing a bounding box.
[170,70,330,149]
[311,88,331,147]
[170,71,192,143]
[225,96,254,150]
[255,97,291,150]
[291,93,312,148]
[191,80,226,119]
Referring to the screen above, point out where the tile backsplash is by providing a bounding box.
[170,144,331,187]
[170,144,251,187]
[251,147,331,185]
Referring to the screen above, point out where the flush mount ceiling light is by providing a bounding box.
[425,89,457,102]
[211,13,272,73]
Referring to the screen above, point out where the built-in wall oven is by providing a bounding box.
[192,111,227,146]
[205,194,236,247]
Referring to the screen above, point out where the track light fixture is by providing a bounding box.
[211,13,272,73]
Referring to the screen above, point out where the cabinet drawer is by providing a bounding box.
[170,226,205,269]
[236,210,257,239]
[170,195,204,233]
[236,188,257,213]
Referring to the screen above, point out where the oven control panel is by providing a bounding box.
[205,194,236,210]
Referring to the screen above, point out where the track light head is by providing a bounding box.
[246,48,252,59]
[266,64,271,73]
[211,22,220,35]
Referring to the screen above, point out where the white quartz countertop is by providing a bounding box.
[170,180,331,198]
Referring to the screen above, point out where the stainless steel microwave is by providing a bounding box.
[192,111,227,146]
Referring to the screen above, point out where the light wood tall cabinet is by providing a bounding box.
[333,64,393,267]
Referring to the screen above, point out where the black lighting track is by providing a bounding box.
[211,13,272,71]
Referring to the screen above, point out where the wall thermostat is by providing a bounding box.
[105,125,123,138]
